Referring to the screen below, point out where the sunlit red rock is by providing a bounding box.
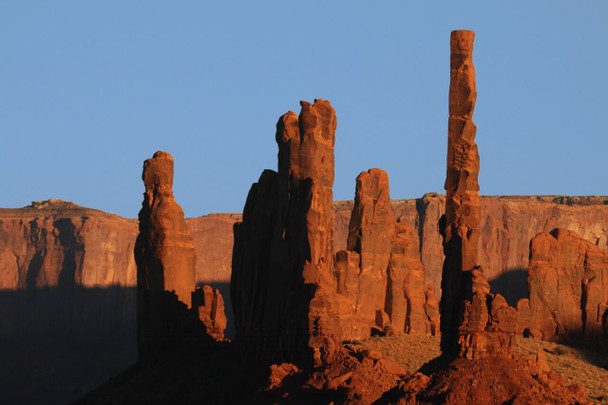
[386,221,436,335]
[231,100,344,366]
[524,228,608,340]
[440,29,482,355]
[440,30,518,359]
[192,285,227,342]
[135,151,226,357]
[346,168,394,332]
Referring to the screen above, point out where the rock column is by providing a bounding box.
[440,31,517,359]
[135,151,197,358]
[440,30,481,354]
[232,100,343,366]
[346,169,395,332]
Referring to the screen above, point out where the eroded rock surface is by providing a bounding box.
[231,100,344,366]
[398,29,586,405]
[440,30,517,359]
[192,285,227,342]
[386,221,437,336]
[346,169,395,333]
[135,151,225,357]
[522,228,608,340]
[337,169,438,338]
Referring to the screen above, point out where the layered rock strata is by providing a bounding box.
[518,228,608,340]
[441,30,516,359]
[2,196,606,308]
[135,151,225,357]
[1,196,606,401]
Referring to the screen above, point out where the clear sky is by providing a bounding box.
[1,2,607,218]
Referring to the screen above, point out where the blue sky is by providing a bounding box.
[1,2,607,218]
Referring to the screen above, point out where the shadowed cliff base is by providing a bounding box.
[488,268,528,306]
[0,286,137,405]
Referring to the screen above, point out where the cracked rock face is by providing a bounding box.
[440,29,482,354]
[232,100,343,366]
[522,228,608,340]
[441,30,517,359]
[135,151,198,357]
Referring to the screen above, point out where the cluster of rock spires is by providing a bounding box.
[129,31,602,403]
[2,29,606,405]
[230,100,439,367]
[123,30,598,404]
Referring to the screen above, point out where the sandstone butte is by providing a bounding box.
[69,31,597,404]
[3,196,605,304]
[135,151,225,358]
[1,200,606,402]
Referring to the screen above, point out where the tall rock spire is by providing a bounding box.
[440,30,480,354]
[135,151,197,357]
[440,31,517,359]
[232,100,342,366]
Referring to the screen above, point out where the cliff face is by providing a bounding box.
[0,200,242,292]
[0,200,237,404]
[0,199,139,290]
[380,195,608,304]
[1,196,606,403]
[1,196,606,305]
[520,228,608,340]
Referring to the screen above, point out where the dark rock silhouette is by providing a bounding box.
[232,99,345,366]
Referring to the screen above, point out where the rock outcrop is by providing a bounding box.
[135,151,225,358]
[336,169,438,338]
[232,99,344,366]
[386,221,437,335]
[337,195,608,304]
[345,169,395,333]
[232,102,437,367]
[397,30,586,405]
[0,199,138,290]
[520,228,608,340]
[440,30,517,359]
[192,285,227,342]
